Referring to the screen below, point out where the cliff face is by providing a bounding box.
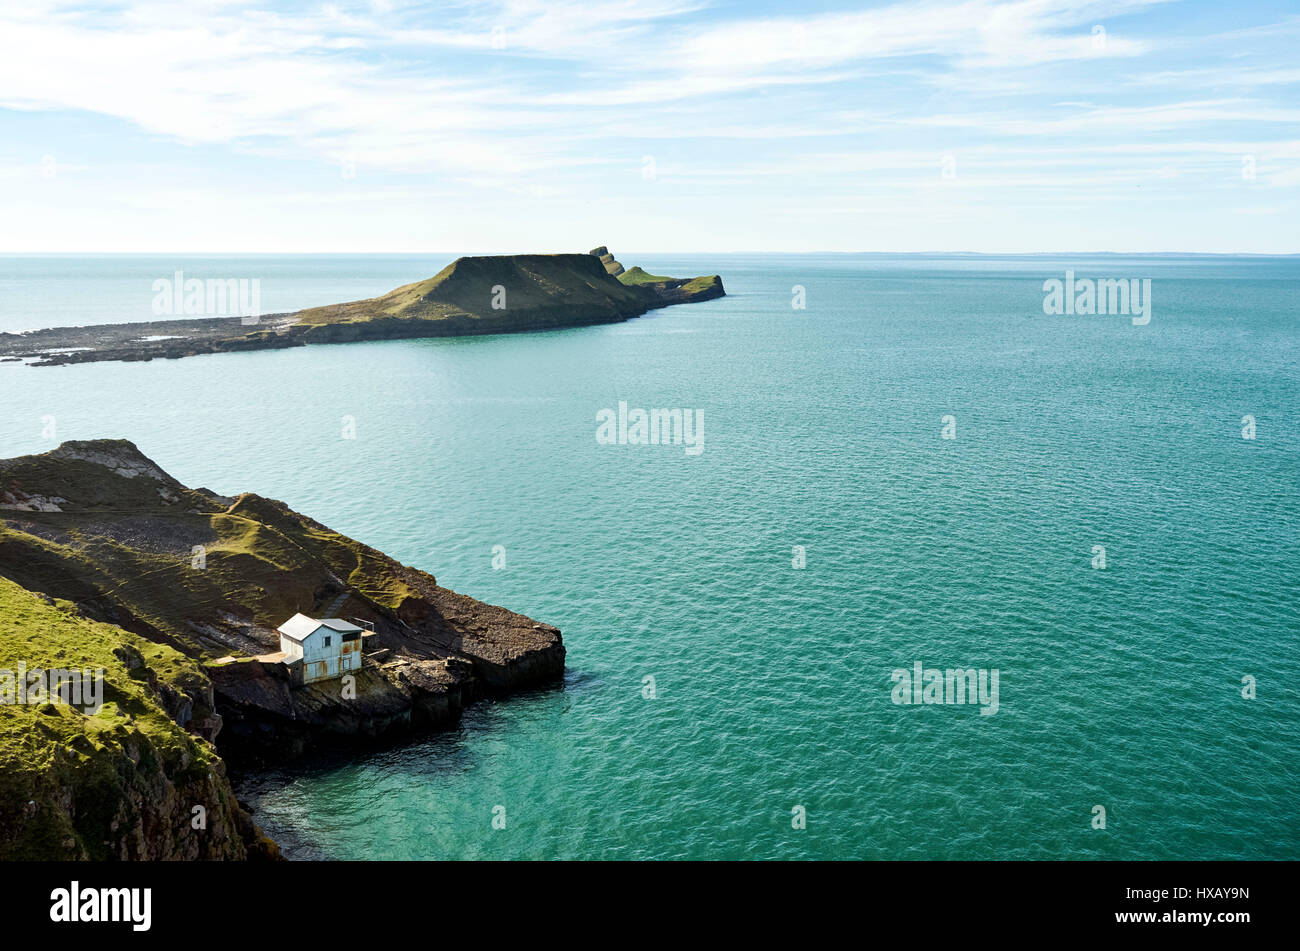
[589,246,626,277]
[0,577,276,860]
[0,440,565,852]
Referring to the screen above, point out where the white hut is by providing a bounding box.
[277,614,364,685]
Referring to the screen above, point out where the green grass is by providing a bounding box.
[617,266,675,285]
[617,268,724,300]
[678,275,723,294]
[0,575,224,859]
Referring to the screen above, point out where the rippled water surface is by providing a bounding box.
[2,253,1296,859]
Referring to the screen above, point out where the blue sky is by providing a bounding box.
[1,0,1297,253]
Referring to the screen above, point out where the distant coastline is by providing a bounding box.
[0,247,724,367]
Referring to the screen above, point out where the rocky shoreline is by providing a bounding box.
[0,314,296,367]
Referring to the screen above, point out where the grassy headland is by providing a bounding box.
[0,438,564,857]
[0,247,725,366]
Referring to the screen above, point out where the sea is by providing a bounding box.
[0,252,1296,859]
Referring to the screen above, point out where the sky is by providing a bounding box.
[0,0,1297,253]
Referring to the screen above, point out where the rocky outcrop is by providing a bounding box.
[612,257,727,306]
[0,439,565,856]
[628,271,726,305]
[0,576,278,861]
[207,652,480,763]
[589,246,626,277]
[7,728,277,861]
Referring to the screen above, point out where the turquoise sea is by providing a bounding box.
[1,253,1296,860]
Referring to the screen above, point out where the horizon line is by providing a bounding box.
[1,249,1298,257]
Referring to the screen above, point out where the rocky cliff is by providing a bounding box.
[0,576,278,860]
[589,246,626,277]
[0,439,565,854]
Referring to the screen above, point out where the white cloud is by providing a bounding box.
[1,0,1296,251]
